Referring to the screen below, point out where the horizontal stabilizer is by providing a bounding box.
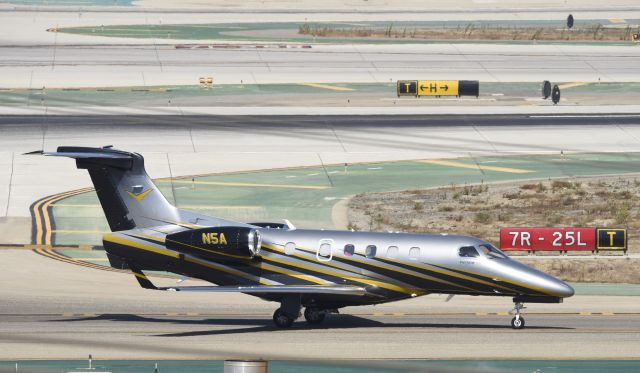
[29,146,135,169]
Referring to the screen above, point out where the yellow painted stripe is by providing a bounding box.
[184,255,274,285]
[302,83,354,92]
[126,188,153,202]
[171,180,330,190]
[50,204,100,208]
[104,234,180,259]
[105,234,275,285]
[175,205,261,210]
[557,82,590,90]
[129,233,166,243]
[34,187,94,245]
[262,243,419,295]
[42,189,92,245]
[277,243,477,293]
[435,263,554,296]
[311,245,475,292]
[418,159,532,174]
[609,18,626,24]
[382,256,518,294]
[260,262,330,285]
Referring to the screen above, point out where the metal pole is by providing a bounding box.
[224,360,268,373]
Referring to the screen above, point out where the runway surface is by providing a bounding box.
[1,249,639,359]
[2,313,640,360]
[3,113,640,221]
[1,43,639,88]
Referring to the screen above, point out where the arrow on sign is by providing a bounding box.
[440,85,449,91]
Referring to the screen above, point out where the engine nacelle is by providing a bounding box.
[165,226,261,260]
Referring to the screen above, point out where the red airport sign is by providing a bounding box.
[500,227,596,252]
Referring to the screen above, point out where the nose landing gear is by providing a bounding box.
[509,302,526,329]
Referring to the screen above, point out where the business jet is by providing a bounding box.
[34,146,574,329]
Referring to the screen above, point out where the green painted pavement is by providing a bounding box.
[570,282,640,296]
[4,83,640,107]
[5,0,133,5]
[50,152,640,247]
[1,360,639,373]
[56,20,640,45]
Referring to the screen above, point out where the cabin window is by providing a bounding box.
[409,247,421,260]
[386,246,398,259]
[284,242,296,255]
[458,246,479,258]
[365,245,377,258]
[479,244,507,259]
[319,242,332,258]
[344,244,355,257]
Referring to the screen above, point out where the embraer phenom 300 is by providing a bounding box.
[36,146,573,329]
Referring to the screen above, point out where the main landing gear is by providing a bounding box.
[303,307,326,325]
[271,296,331,328]
[273,308,296,328]
[509,302,526,329]
[272,307,329,328]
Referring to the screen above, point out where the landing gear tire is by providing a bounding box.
[509,301,526,329]
[511,316,525,329]
[304,308,326,325]
[273,308,294,328]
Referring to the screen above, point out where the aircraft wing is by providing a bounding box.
[161,285,368,295]
[129,262,368,296]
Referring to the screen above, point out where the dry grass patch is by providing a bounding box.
[299,23,640,42]
[347,176,639,252]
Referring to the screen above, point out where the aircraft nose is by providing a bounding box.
[550,278,575,298]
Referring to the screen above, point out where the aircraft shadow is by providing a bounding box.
[52,313,573,337]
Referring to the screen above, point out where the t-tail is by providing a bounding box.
[34,146,181,231]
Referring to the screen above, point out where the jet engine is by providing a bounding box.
[165,226,261,260]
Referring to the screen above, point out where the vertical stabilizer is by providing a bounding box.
[42,146,179,231]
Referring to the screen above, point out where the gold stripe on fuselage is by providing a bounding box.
[262,243,421,295]
[434,263,553,296]
[104,234,276,286]
[380,256,519,294]
[265,242,472,292]
[126,232,334,286]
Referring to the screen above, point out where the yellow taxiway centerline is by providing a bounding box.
[171,180,330,189]
[51,203,261,210]
[417,159,533,174]
[302,83,354,92]
[557,82,590,90]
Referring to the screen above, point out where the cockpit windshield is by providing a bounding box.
[478,243,507,259]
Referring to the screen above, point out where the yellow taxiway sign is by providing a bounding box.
[418,80,459,96]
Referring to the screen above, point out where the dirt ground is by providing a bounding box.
[347,175,640,283]
[299,23,639,42]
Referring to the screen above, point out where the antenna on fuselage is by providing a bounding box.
[284,219,296,231]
